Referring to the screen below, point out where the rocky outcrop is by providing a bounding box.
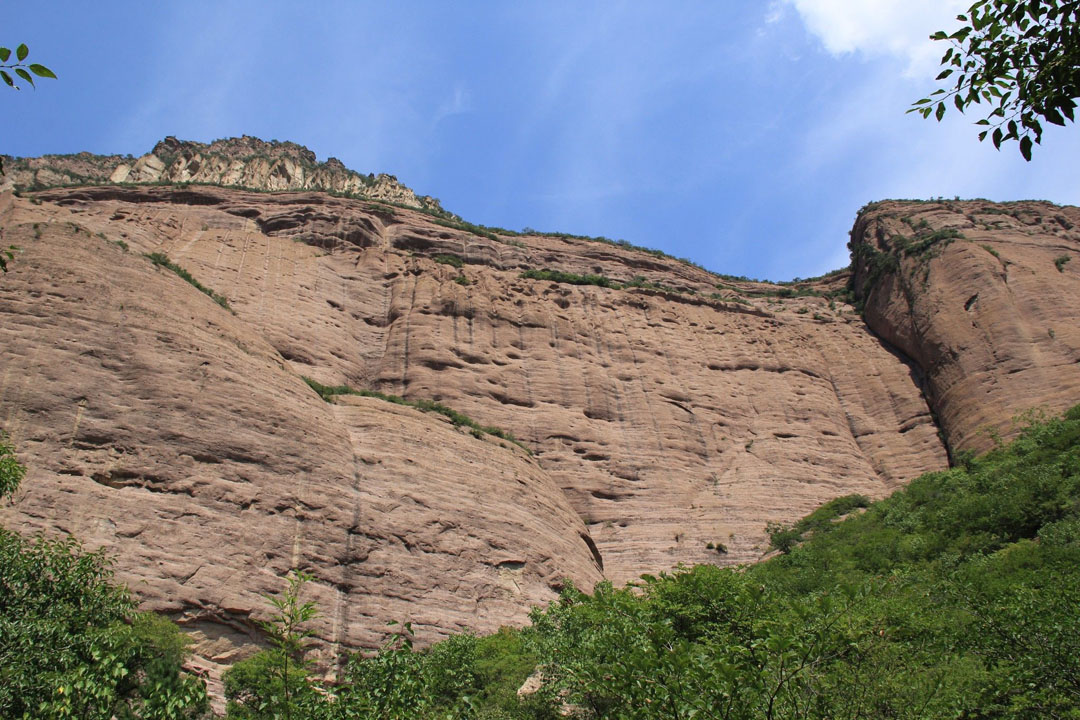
[0,188,601,683]
[2,181,1075,684]
[1,136,446,214]
[851,200,1080,453]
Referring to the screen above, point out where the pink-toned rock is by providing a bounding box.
[0,189,601,684]
[851,200,1080,453]
[15,184,1058,687]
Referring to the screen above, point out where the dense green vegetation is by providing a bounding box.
[507,405,1080,719]
[146,252,232,312]
[0,436,209,719]
[215,404,1080,719]
[301,377,528,452]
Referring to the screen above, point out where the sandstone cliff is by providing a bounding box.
[0,148,1077,682]
[851,199,1080,453]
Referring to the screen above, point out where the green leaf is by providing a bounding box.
[16,44,28,62]
[1044,107,1065,126]
[0,70,14,88]
[28,64,55,79]
[1020,135,1032,160]
[993,127,1003,148]
[0,47,9,62]
[14,68,33,87]
[936,102,947,121]
[936,68,954,80]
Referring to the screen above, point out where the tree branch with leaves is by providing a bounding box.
[0,42,56,192]
[911,0,1079,160]
[0,43,56,90]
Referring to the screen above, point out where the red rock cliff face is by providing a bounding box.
[851,200,1080,454]
[10,184,1068,677]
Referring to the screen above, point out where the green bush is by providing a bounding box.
[433,254,464,269]
[0,530,209,719]
[519,269,616,288]
[901,227,963,257]
[1055,254,1071,272]
[0,431,26,501]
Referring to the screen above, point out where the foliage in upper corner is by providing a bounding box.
[0,43,55,176]
[911,0,1080,160]
[0,43,56,90]
[146,252,233,312]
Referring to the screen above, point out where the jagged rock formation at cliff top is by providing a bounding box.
[1,135,447,214]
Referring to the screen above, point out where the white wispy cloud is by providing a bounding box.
[782,0,969,75]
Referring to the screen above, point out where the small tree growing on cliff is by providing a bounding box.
[0,431,25,501]
[225,571,319,720]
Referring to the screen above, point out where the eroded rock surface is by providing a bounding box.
[851,200,1080,453]
[8,183,1071,681]
[0,190,601,684]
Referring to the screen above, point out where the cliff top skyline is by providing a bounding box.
[6,1,1078,281]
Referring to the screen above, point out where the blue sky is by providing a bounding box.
[5,1,1078,280]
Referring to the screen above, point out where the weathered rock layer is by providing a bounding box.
[2,135,446,214]
[851,200,1080,453]
[1,173,1076,677]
